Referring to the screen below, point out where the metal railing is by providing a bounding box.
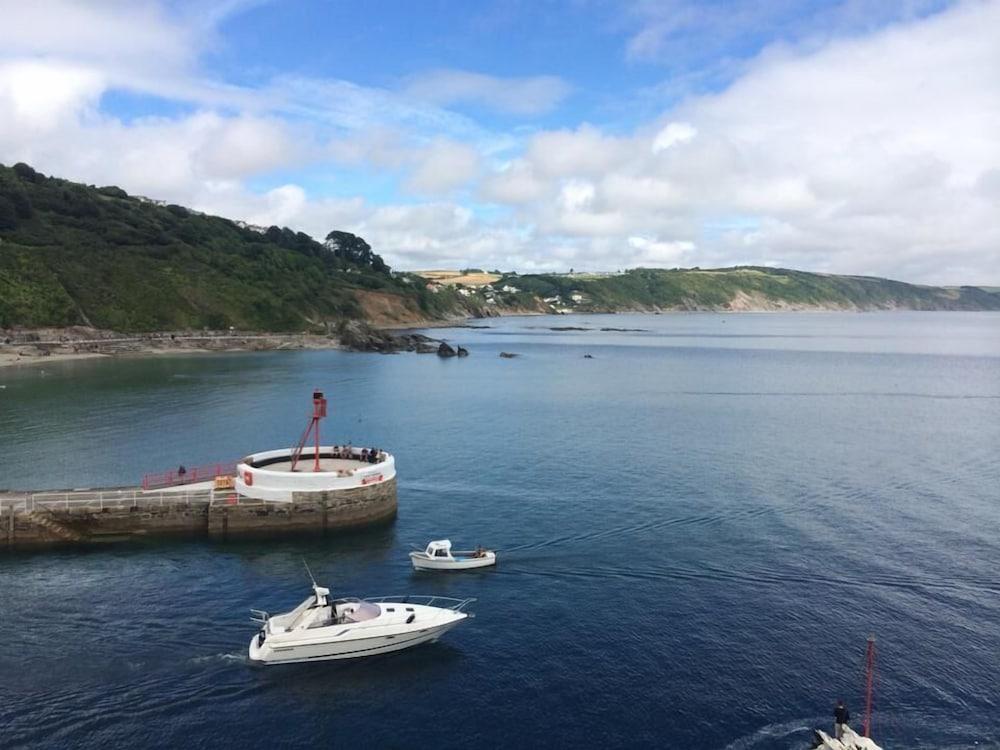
[142,462,238,491]
[363,595,477,612]
[2,488,216,513]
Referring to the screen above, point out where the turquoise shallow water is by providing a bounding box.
[1,312,999,749]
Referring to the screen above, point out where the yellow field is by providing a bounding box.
[414,270,502,287]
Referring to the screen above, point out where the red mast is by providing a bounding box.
[863,635,877,738]
[289,390,328,472]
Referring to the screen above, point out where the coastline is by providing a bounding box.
[4,307,994,370]
[0,329,349,370]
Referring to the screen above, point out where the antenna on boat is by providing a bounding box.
[863,635,877,738]
[302,558,318,588]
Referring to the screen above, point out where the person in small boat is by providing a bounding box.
[472,546,486,558]
[368,447,378,463]
[834,699,850,739]
[360,448,369,462]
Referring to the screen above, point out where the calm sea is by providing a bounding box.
[1,312,998,749]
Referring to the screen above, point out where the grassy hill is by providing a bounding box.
[1,162,997,332]
[0,163,463,330]
[491,267,1000,312]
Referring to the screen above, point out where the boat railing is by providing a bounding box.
[250,609,270,624]
[363,595,477,612]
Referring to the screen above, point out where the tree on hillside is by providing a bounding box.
[324,230,389,273]
[0,196,18,230]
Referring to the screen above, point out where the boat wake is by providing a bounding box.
[498,556,1000,600]
[720,717,818,750]
[501,505,777,553]
[720,713,1000,750]
[188,651,246,666]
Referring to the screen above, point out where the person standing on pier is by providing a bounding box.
[834,699,850,739]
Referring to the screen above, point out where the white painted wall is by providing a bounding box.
[234,448,396,502]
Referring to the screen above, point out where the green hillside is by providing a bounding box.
[494,267,1000,312]
[0,163,460,330]
[1,162,997,332]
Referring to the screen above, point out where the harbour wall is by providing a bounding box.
[0,477,397,550]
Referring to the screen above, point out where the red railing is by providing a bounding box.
[142,461,239,491]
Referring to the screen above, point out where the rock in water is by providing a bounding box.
[437,342,457,357]
[499,352,518,358]
[810,727,882,750]
[338,320,401,352]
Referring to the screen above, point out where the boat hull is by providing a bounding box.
[248,618,463,665]
[410,552,496,570]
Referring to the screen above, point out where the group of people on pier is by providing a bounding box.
[332,445,385,464]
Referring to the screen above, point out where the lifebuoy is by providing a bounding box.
[243,470,253,486]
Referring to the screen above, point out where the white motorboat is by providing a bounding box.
[410,539,497,571]
[248,581,475,665]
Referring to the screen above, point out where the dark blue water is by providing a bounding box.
[1,313,998,749]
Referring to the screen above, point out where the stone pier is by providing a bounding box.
[0,477,397,550]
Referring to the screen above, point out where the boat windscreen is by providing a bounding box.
[346,602,381,622]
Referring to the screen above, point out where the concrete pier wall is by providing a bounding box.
[0,477,397,550]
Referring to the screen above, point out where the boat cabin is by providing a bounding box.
[424,539,454,559]
[260,585,384,635]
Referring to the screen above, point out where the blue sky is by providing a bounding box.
[2,0,998,283]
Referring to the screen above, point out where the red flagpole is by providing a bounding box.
[863,635,876,738]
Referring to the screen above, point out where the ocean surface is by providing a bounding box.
[1,312,998,749]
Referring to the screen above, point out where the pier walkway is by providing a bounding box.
[0,474,397,549]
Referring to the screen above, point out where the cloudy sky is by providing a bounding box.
[2,0,999,283]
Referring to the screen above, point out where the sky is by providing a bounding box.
[1,0,999,284]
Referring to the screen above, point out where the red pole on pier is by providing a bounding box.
[863,635,876,738]
[289,390,328,472]
[313,390,326,472]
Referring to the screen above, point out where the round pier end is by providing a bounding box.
[235,446,396,503]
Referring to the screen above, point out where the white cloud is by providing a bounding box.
[628,236,695,265]
[0,61,105,130]
[1,0,999,283]
[196,115,302,179]
[526,125,632,178]
[0,1,196,72]
[404,69,570,115]
[474,0,1000,282]
[480,160,548,204]
[652,122,697,152]
[559,180,596,211]
[405,140,481,195]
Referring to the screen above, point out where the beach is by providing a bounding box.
[0,328,350,369]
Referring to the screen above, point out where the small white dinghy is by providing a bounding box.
[410,539,497,571]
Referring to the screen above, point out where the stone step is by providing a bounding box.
[26,511,87,542]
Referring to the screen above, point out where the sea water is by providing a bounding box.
[0,312,998,749]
